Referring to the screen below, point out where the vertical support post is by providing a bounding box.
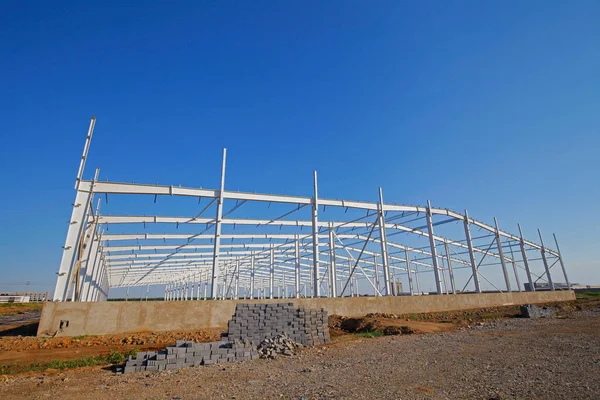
[234,259,240,300]
[440,263,448,294]
[425,200,443,294]
[294,236,300,299]
[203,275,208,300]
[463,210,482,293]
[378,188,392,296]
[328,223,337,298]
[443,242,456,294]
[54,117,96,302]
[55,191,93,301]
[282,272,287,299]
[414,264,421,294]
[494,218,512,292]
[125,286,129,301]
[373,255,380,295]
[311,171,320,298]
[538,229,555,291]
[269,246,275,299]
[197,273,201,300]
[210,148,227,299]
[250,252,255,299]
[82,236,100,301]
[80,197,102,301]
[85,237,103,302]
[553,234,570,289]
[518,224,535,291]
[404,250,414,295]
[222,267,228,300]
[507,239,522,292]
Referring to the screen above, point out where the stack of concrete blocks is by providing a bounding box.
[227,302,330,346]
[121,302,330,373]
[123,339,258,373]
[300,307,330,346]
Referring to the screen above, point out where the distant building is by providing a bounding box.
[0,292,49,302]
[524,282,600,292]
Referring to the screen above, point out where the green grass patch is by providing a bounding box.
[0,348,138,375]
[480,313,501,320]
[358,329,385,338]
[576,291,600,299]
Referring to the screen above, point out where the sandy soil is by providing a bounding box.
[0,328,223,364]
[1,309,598,399]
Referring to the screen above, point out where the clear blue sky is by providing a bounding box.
[1,1,598,296]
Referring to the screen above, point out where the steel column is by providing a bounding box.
[553,234,570,289]
[463,210,481,293]
[443,242,456,294]
[518,224,535,291]
[311,171,320,298]
[373,255,380,295]
[425,201,443,294]
[328,223,338,298]
[250,252,255,299]
[234,259,240,300]
[538,229,555,291]
[210,148,227,299]
[507,239,522,292]
[269,246,274,299]
[377,188,392,296]
[294,237,300,298]
[494,218,512,292]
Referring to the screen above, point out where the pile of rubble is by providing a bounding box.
[520,304,556,319]
[257,334,303,359]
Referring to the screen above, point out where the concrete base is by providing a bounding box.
[37,291,576,337]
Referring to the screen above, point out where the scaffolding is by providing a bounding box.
[53,117,571,302]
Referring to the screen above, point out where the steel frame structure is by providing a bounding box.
[53,118,571,302]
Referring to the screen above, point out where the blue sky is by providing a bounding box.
[0,1,599,296]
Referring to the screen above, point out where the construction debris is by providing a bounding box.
[520,304,556,319]
[257,334,303,359]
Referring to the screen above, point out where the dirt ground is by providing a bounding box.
[1,298,598,399]
[1,308,598,399]
[0,328,223,364]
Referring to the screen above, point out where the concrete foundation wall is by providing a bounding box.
[37,291,576,337]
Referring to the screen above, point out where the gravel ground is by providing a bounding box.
[2,310,599,400]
